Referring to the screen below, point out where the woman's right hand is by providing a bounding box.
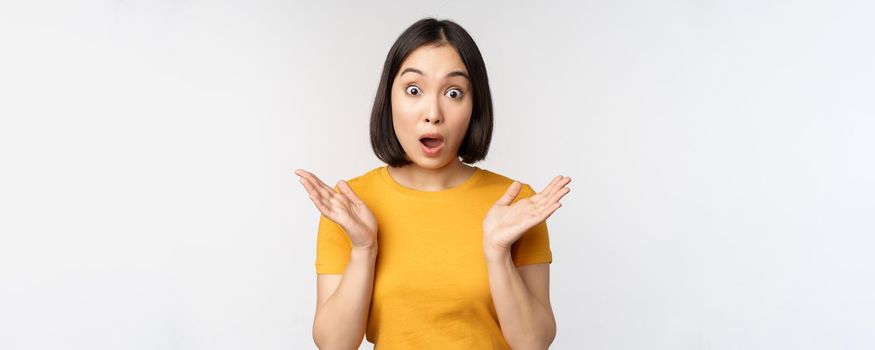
[294,168,378,249]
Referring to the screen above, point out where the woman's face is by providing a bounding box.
[391,43,473,169]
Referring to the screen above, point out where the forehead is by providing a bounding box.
[397,44,467,77]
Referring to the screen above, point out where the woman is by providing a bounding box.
[295,17,571,349]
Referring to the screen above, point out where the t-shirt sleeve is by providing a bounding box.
[509,183,554,266]
[314,186,352,274]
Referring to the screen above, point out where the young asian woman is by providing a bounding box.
[295,17,571,349]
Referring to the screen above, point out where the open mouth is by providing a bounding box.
[419,137,444,149]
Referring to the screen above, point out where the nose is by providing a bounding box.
[423,94,443,125]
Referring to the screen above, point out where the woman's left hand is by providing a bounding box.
[482,175,571,256]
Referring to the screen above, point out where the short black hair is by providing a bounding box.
[370,18,493,167]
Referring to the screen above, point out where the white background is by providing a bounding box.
[1,1,873,349]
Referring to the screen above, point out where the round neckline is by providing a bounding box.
[380,165,484,199]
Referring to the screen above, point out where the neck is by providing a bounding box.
[387,159,477,192]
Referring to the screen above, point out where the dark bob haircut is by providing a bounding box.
[370,18,493,167]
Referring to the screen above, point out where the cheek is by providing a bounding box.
[390,99,416,143]
[447,103,473,132]
[447,95,473,115]
[390,91,416,119]
[451,118,471,143]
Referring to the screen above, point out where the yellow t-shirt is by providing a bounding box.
[314,165,552,349]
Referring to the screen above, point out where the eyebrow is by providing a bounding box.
[400,67,469,81]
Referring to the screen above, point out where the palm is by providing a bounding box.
[295,168,378,248]
[483,176,571,251]
[330,195,378,244]
[483,199,543,249]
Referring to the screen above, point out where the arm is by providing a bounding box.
[485,250,556,349]
[294,169,380,350]
[481,176,571,349]
[312,245,378,350]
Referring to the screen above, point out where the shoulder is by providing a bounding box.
[476,167,537,197]
[332,165,384,192]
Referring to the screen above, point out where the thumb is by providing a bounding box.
[495,181,522,206]
[337,180,363,204]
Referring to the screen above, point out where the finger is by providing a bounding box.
[295,169,332,190]
[535,175,563,199]
[542,202,562,221]
[337,180,363,205]
[532,201,562,223]
[495,181,522,206]
[329,183,350,207]
[544,175,571,197]
[298,173,330,200]
[545,175,563,191]
[312,196,332,216]
[297,169,335,199]
[549,186,571,204]
[299,177,332,214]
[295,168,324,188]
[297,175,319,198]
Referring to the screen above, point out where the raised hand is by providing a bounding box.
[482,176,571,254]
[294,168,378,249]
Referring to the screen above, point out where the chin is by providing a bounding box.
[410,158,449,169]
[406,153,457,169]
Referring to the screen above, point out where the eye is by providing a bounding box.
[405,85,421,96]
[445,88,464,100]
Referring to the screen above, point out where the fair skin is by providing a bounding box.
[385,42,477,190]
[295,42,570,349]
